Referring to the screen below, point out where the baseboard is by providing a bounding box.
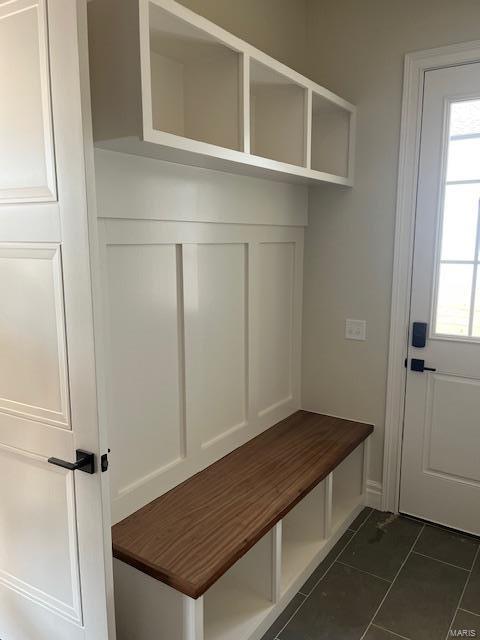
[366,480,383,510]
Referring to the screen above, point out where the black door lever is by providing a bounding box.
[48,449,95,474]
[410,358,437,373]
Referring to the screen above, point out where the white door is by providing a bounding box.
[401,62,480,535]
[0,1,113,639]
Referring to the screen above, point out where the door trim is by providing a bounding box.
[383,40,480,513]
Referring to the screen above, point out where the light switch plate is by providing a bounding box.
[345,318,367,341]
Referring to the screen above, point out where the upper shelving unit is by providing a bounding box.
[88,0,356,186]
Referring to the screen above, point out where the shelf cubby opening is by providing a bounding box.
[311,92,351,177]
[250,60,307,167]
[204,530,275,640]
[148,2,242,150]
[281,481,326,593]
[331,445,364,532]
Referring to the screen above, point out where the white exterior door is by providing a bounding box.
[401,62,480,535]
[0,1,112,639]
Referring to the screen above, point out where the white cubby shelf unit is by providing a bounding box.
[88,0,356,185]
[113,442,368,640]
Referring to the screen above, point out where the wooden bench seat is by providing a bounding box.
[112,410,373,599]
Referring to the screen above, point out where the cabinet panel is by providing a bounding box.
[0,245,69,427]
[0,446,81,622]
[0,0,56,202]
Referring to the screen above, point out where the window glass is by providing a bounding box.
[473,277,480,338]
[447,138,480,182]
[449,100,480,136]
[436,264,473,336]
[434,99,480,338]
[441,184,479,261]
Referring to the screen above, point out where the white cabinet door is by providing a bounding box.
[400,62,480,536]
[0,1,112,638]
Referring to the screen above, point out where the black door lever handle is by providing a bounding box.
[48,449,95,474]
[410,358,437,373]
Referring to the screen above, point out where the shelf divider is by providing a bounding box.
[324,472,333,540]
[305,89,313,169]
[241,53,251,154]
[272,522,282,604]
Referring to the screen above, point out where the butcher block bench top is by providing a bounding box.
[112,410,373,598]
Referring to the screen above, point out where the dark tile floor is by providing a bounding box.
[261,509,480,640]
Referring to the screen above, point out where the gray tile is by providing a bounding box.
[339,512,422,581]
[349,507,373,532]
[279,563,389,640]
[300,530,354,595]
[374,552,468,640]
[462,551,480,615]
[414,525,478,570]
[260,593,305,640]
[363,626,403,640]
[451,610,480,637]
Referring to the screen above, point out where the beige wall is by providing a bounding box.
[302,0,480,484]
[176,0,309,74]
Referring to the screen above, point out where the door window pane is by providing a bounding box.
[446,137,480,182]
[435,264,473,336]
[441,184,480,261]
[433,99,480,339]
[473,277,480,338]
[449,100,480,136]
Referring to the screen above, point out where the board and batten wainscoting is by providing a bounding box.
[95,149,306,523]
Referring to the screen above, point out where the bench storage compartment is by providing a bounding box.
[332,445,366,533]
[280,479,327,594]
[112,411,372,640]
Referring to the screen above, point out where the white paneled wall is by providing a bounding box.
[257,242,296,416]
[185,242,248,450]
[95,152,306,523]
[94,148,308,226]
[104,242,184,502]
[101,221,303,522]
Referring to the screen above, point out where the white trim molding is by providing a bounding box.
[383,40,480,513]
[366,480,383,510]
